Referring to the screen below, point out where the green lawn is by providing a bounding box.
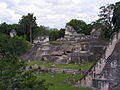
[55,62,94,70]
[79,62,94,70]
[27,61,94,70]
[37,73,89,90]
[27,61,93,90]
[27,61,53,68]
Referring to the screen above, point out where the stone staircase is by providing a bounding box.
[22,43,41,61]
[75,30,120,89]
[22,42,50,61]
[92,41,120,90]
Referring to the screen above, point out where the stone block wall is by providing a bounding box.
[75,30,120,88]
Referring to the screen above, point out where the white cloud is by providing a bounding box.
[0,0,119,28]
[0,1,22,23]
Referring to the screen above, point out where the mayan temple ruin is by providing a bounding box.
[22,24,120,89]
[1,0,120,90]
[75,30,120,90]
[23,25,105,64]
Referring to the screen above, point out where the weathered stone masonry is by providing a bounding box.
[22,26,106,65]
[75,30,120,90]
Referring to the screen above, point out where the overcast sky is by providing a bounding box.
[0,0,119,29]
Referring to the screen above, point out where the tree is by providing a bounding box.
[33,26,65,41]
[97,4,116,40]
[98,4,114,29]
[97,1,120,40]
[0,22,11,35]
[0,22,24,38]
[48,28,65,41]
[49,30,60,41]
[112,1,120,31]
[0,33,49,90]
[33,25,50,39]
[66,19,91,35]
[0,55,49,90]
[59,28,65,38]
[9,24,22,36]
[19,13,37,43]
[0,33,31,56]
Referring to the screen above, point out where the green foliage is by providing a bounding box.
[27,60,94,70]
[0,55,49,90]
[100,26,114,40]
[48,28,65,41]
[97,3,118,40]
[91,21,103,29]
[11,24,23,36]
[112,1,120,31]
[0,22,13,35]
[59,28,65,37]
[0,33,31,56]
[33,26,65,41]
[98,4,114,29]
[66,19,92,35]
[49,30,60,41]
[0,23,21,36]
[97,1,120,40]
[0,13,65,42]
[19,13,37,43]
[0,55,23,90]
[34,26,50,38]
[91,21,113,40]
[0,33,49,90]
[86,24,93,35]
[37,73,89,90]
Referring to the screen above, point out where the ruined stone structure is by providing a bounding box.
[10,29,17,37]
[75,30,120,90]
[65,25,77,35]
[33,36,49,44]
[22,25,106,65]
[58,25,101,42]
[26,65,85,75]
[48,68,85,74]
[22,25,120,89]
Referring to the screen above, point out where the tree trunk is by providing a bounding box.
[30,25,32,43]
